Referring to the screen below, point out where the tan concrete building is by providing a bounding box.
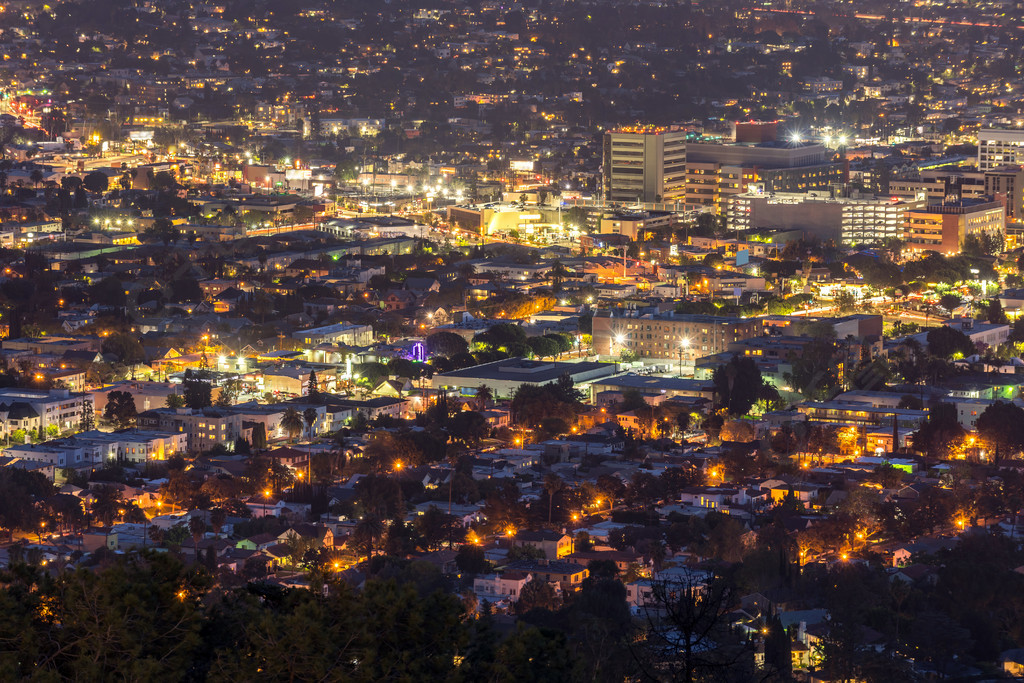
[904,200,1005,255]
[603,127,687,204]
[592,310,761,361]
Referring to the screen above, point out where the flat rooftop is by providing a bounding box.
[434,358,613,383]
[592,373,713,392]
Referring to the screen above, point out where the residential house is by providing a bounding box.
[473,570,532,605]
[512,530,573,560]
[504,558,588,592]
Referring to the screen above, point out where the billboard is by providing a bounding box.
[510,159,535,172]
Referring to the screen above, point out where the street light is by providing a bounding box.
[613,332,625,357]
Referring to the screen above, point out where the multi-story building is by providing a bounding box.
[592,310,761,361]
[0,388,93,439]
[598,210,679,240]
[683,141,842,213]
[725,185,925,246]
[2,429,188,471]
[291,322,374,347]
[889,167,1024,220]
[904,199,1005,255]
[978,129,1024,171]
[984,167,1024,220]
[602,127,687,204]
[137,407,248,454]
[890,170,987,206]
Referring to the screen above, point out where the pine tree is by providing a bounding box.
[80,400,95,432]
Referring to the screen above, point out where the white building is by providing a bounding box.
[473,571,533,604]
[978,129,1024,171]
[0,388,94,440]
[292,322,374,347]
[725,185,925,246]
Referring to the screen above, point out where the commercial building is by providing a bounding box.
[588,374,715,401]
[684,141,842,213]
[591,309,761,361]
[598,210,679,240]
[890,167,1024,220]
[602,127,687,204]
[724,184,924,246]
[904,199,1005,255]
[446,203,566,238]
[292,322,373,347]
[985,167,1024,220]
[978,129,1024,171]
[431,358,618,399]
[890,170,987,206]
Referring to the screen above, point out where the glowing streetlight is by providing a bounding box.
[678,337,690,377]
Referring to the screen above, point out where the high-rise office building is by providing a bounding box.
[978,129,1024,171]
[602,127,687,204]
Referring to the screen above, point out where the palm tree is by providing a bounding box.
[302,407,318,440]
[355,513,386,560]
[209,508,227,537]
[547,259,571,290]
[188,516,206,564]
[475,384,493,411]
[303,407,318,485]
[280,408,303,443]
[543,473,564,525]
[90,485,124,527]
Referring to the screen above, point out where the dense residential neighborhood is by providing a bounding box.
[4,0,1024,680]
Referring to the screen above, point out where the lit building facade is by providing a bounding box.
[592,309,761,361]
[978,129,1024,171]
[904,200,1005,255]
[602,127,687,204]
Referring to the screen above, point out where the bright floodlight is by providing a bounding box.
[614,333,625,344]
[790,132,802,143]
[837,135,848,146]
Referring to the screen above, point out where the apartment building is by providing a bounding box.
[592,309,761,361]
[0,388,93,439]
[137,407,248,453]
